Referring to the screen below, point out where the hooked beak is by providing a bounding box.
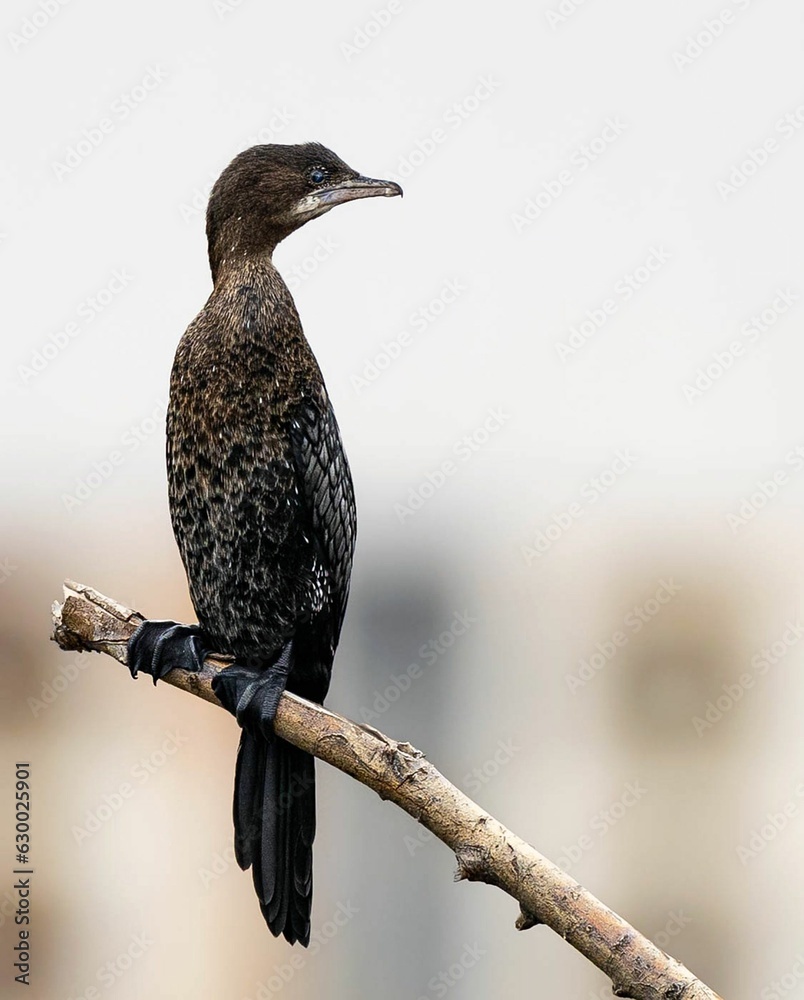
[294,176,403,216]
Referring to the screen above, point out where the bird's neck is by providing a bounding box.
[210,242,277,285]
[203,254,319,385]
[207,214,297,284]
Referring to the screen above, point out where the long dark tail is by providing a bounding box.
[233,728,316,946]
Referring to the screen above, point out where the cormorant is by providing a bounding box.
[126,142,402,945]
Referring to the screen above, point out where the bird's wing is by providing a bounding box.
[288,386,356,647]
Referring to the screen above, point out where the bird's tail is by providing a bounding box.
[233,728,316,946]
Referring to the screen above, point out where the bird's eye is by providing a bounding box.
[309,166,328,185]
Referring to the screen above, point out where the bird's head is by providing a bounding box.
[206,142,402,280]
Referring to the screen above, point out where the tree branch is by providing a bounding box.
[51,580,723,1000]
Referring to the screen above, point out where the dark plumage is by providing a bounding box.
[128,142,401,945]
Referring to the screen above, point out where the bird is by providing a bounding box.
[126,142,402,946]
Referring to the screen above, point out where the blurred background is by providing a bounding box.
[2,1,804,996]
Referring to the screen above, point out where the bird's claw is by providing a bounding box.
[127,620,207,684]
[211,642,294,740]
[211,668,281,741]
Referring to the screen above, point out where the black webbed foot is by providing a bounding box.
[127,620,207,685]
[211,641,294,740]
